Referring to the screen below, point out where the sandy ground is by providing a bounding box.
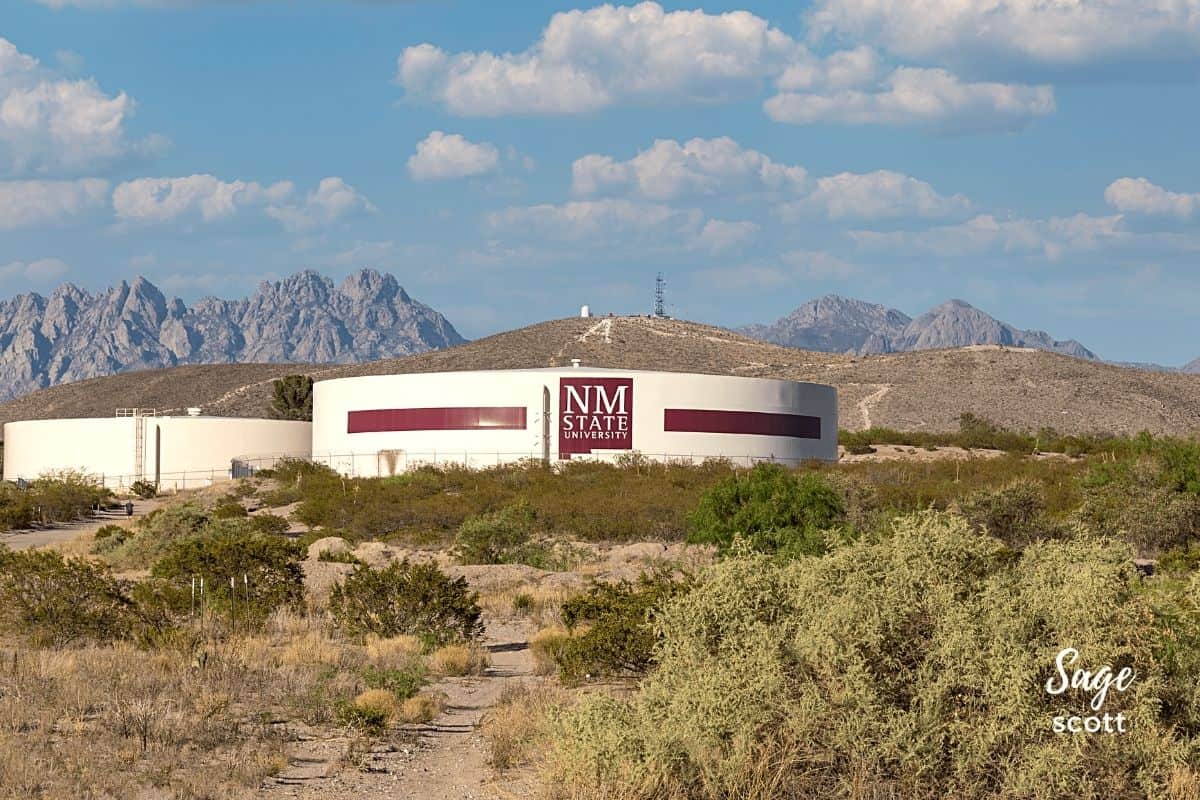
[0,496,168,551]
[261,619,537,800]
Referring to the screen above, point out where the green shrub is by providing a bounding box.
[0,549,137,645]
[24,471,112,525]
[556,572,687,682]
[318,549,363,565]
[454,503,534,564]
[328,560,483,646]
[129,480,158,500]
[362,665,425,701]
[550,512,1200,800]
[687,463,845,557]
[957,479,1068,548]
[1076,458,1200,556]
[248,513,291,537]
[844,442,876,455]
[93,523,126,540]
[105,502,211,568]
[211,499,248,519]
[335,699,390,735]
[150,529,304,625]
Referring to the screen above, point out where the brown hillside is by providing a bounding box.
[2,316,1199,438]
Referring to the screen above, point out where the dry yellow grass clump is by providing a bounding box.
[353,689,400,724]
[483,682,572,771]
[530,626,571,676]
[399,692,446,725]
[365,633,424,669]
[428,643,490,677]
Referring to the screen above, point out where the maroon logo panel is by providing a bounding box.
[559,377,633,459]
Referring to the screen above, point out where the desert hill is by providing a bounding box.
[2,316,1199,438]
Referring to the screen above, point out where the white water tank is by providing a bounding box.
[580,305,591,318]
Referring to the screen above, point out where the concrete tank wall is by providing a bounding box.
[312,367,837,477]
[2,416,312,490]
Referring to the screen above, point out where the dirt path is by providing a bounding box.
[263,620,535,799]
[856,384,892,430]
[0,497,167,551]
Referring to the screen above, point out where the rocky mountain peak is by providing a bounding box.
[0,269,465,403]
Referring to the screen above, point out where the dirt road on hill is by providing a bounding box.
[0,497,166,551]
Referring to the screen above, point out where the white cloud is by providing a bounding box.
[0,178,108,229]
[806,0,1200,73]
[851,213,1125,260]
[781,170,971,220]
[0,258,69,283]
[0,37,155,174]
[397,2,801,115]
[113,174,293,223]
[572,137,807,199]
[265,177,374,232]
[696,249,857,290]
[486,198,704,241]
[1105,177,1199,218]
[765,67,1054,131]
[408,131,500,181]
[696,219,758,252]
[573,137,968,220]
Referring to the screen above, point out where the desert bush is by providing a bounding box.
[248,512,291,537]
[454,502,535,564]
[549,511,1200,800]
[150,529,305,625]
[556,572,687,682]
[129,480,157,499]
[362,665,425,700]
[0,549,137,645]
[106,502,211,568]
[211,499,248,519]
[1077,458,1200,556]
[687,463,845,557]
[957,479,1069,548]
[328,560,484,646]
[364,633,424,668]
[25,471,112,525]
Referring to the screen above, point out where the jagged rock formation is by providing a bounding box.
[741,295,1096,359]
[0,269,463,402]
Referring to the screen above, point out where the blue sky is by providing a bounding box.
[1,1,1198,364]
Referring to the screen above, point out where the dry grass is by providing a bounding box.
[399,692,446,725]
[483,682,572,771]
[530,626,571,676]
[479,585,580,627]
[0,611,374,799]
[353,688,400,724]
[428,643,490,677]
[364,633,424,669]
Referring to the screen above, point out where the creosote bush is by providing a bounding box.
[328,560,483,647]
[555,571,687,682]
[550,511,1200,800]
[150,530,305,626]
[687,463,845,557]
[957,479,1069,549]
[0,549,139,645]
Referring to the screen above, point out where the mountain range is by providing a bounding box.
[0,272,1196,407]
[0,269,463,403]
[740,295,1104,361]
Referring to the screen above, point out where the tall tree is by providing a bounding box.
[268,375,314,421]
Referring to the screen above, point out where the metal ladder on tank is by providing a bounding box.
[116,408,157,482]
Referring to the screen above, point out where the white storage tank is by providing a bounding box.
[2,412,312,491]
[311,367,837,477]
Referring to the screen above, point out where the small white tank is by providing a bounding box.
[580,304,591,318]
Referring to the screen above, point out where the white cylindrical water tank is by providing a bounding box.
[580,305,591,318]
[311,368,837,477]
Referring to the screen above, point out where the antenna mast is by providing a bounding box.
[654,272,666,317]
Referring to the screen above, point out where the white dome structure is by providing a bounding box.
[312,367,837,477]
